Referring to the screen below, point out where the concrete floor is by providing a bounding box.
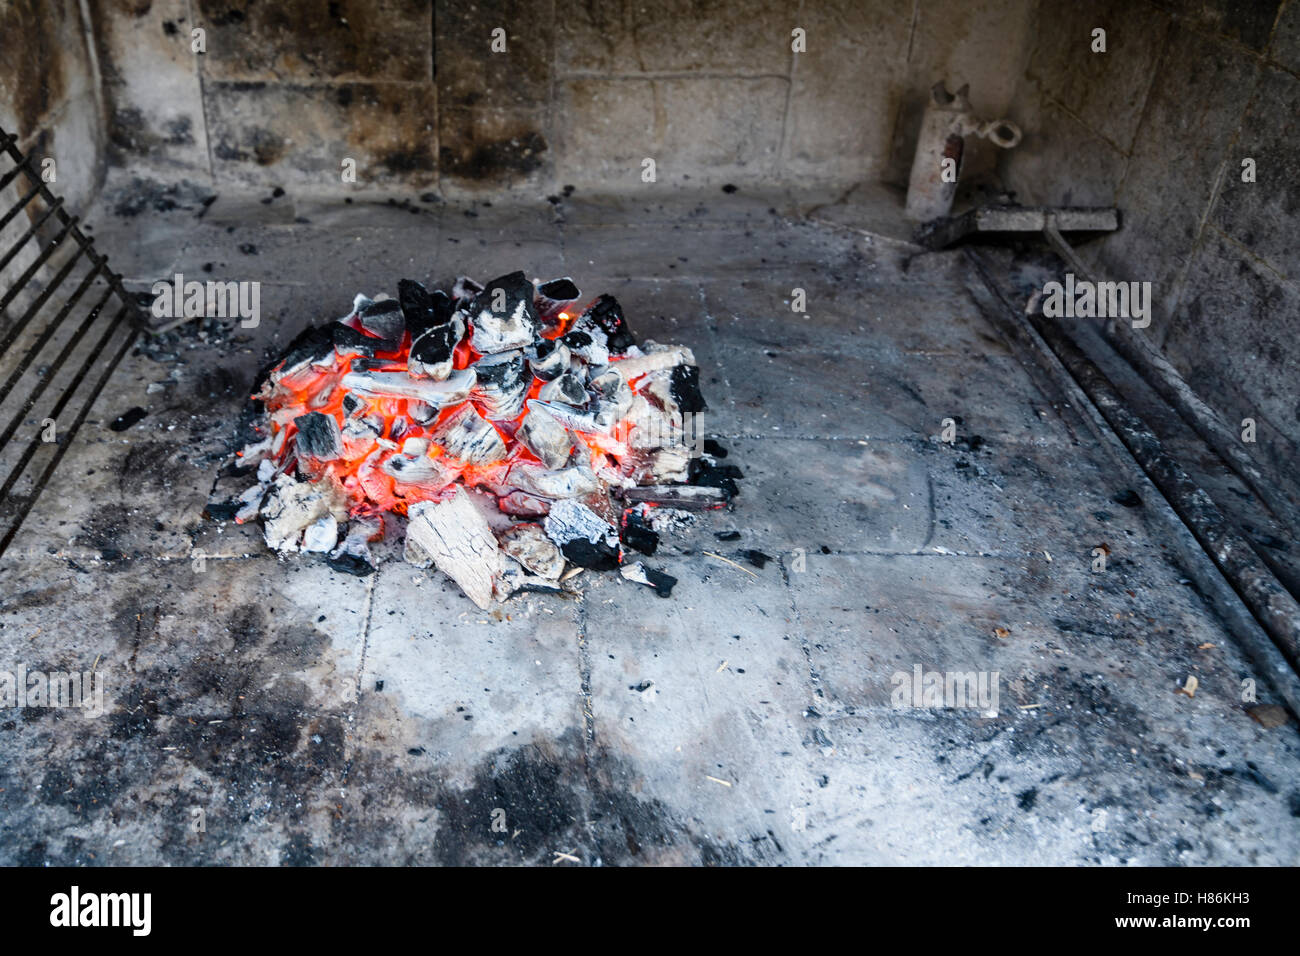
[0,180,1297,865]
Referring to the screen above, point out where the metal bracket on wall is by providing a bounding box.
[0,123,145,559]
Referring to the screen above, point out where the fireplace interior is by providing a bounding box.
[1,0,1298,866]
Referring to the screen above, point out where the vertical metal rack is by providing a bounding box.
[0,123,144,559]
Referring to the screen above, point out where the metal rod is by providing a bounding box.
[0,152,31,194]
[0,184,41,233]
[0,260,107,417]
[0,310,139,559]
[966,248,1300,717]
[0,216,77,316]
[0,196,64,274]
[0,243,92,363]
[0,122,143,328]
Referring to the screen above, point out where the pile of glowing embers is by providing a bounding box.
[221,272,741,608]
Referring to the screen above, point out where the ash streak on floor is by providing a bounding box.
[0,183,1296,865]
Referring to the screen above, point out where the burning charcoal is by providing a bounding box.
[408,315,466,380]
[257,323,335,388]
[452,275,484,303]
[620,561,676,597]
[404,488,503,610]
[497,491,552,517]
[624,395,681,451]
[518,406,573,470]
[579,294,636,354]
[406,400,438,424]
[294,411,343,461]
[612,344,696,381]
[544,498,617,551]
[528,339,570,381]
[525,398,614,435]
[560,328,609,366]
[669,364,707,414]
[302,514,339,553]
[341,416,381,457]
[534,277,581,320]
[589,367,634,418]
[358,298,405,346]
[620,509,660,555]
[471,350,529,420]
[469,271,539,354]
[498,463,602,503]
[560,538,619,571]
[331,322,380,360]
[261,474,347,552]
[431,403,507,464]
[499,523,565,579]
[380,451,454,491]
[398,279,456,338]
[539,371,587,406]
[342,367,475,405]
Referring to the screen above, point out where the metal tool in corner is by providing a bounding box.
[904,80,1023,223]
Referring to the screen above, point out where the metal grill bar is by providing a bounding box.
[0,121,145,559]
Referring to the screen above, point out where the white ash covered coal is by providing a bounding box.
[213,272,743,609]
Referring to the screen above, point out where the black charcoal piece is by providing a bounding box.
[398,279,456,339]
[539,371,587,406]
[109,406,148,431]
[715,530,741,541]
[621,510,660,555]
[408,317,465,380]
[534,277,581,319]
[704,439,728,458]
[529,339,569,381]
[560,538,620,571]
[539,277,579,300]
[358,299,404,344]
[740,549,771,569]
[342,393,363,416]
[1112,489,1142,508]
[294,411,343,460]
[331,322,379,358]
[257,323,333,386]
[471,350,529,419]
[326,552,376,577]
[581,294,635,353]
[204,500,241,521]
[669,364,707,413]
[560,329,591,350]
[470,271,538,354]
[643,567,677,597]
[688,458,741,499]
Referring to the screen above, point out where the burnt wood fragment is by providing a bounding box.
[294,411,343,460]
[581,294,635,353]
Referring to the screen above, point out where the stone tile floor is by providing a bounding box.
[0,182,1296,865]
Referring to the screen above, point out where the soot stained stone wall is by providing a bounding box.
[1001,0,1300,514]
[85,0,1037,193]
